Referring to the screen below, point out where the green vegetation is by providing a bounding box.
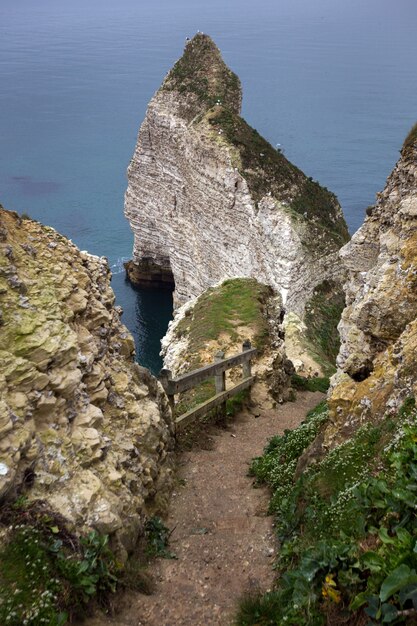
[304,279,346,375]
[174,278,269,426]
[0,500,118,625]
[226,389,250,417]
[207,107,349,245]
[0,502,178,624]
[291,373,330,393]
[164,33,241,118]
[175,379,216,418]
[176,278,271,365]
[403,122,417,158]
[239,397,417,625]
[250,401,329,521]
[144,516,176,560]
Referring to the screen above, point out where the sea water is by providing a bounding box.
[1,0,416,373]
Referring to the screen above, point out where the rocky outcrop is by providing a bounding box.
[322,124,417,448]
[161,278,294,406]
[124,34,349,319]
[0,208,174,557]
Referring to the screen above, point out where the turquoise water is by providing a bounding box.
[1,0,416,373]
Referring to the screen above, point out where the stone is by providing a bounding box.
[72,404,104,428]
[305,125,417,456]
[0,207,175,556]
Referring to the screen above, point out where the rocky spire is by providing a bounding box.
[124,33,349,341]
[161,33,242,120]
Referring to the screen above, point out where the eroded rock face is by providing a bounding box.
[125,33,349,317]
[0,208,174,556]
[324,126,417,448]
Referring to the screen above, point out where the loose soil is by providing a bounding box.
[86,390,323,626]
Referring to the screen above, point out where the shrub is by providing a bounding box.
[0,501,118,625]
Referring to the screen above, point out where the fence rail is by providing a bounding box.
[159,340,257,429]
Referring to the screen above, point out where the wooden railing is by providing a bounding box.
[159,340,257,429]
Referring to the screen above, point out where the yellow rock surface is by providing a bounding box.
[0,208,174,556]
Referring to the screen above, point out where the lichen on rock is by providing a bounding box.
[0,207,174,558]
[310,124,417,455]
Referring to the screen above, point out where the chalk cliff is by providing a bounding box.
[0,208,174,556]
[124,34,349,319]
[320,124,417,449]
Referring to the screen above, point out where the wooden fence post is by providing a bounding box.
[214,351,226,393]
[159,368,175,416]
[214,350,226,417]
[242,340,252,379]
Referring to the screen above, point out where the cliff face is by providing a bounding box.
[124,34,349,318]
[0,208,174,556]
[323,126,417,448]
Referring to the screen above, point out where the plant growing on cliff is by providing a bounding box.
[176,278,271,363]
[207,107,349,246]
[0,501,118,625]
[173,278,271,425]
[291,374,330,393]
[403,122,417,158]
[304,279,346,375]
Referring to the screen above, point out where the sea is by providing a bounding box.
[1,0,416,374]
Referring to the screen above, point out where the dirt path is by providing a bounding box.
[88,390,323,626]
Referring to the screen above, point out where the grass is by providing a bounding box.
[402,122,417,158]
[174,379,216,418]
[176,278,272,363]
[226,389,250,417]
[0,500,118,625]
[0,502,179,624]
[173,279,266,437]
[304,279,346,374]
[291,373,330,393]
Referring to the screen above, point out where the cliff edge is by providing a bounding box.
[323,124,417,448]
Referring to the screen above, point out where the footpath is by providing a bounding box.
[87,390,323,626]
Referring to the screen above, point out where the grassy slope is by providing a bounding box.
[174,278,271,422]
[176,278,271,369]
[238,397,417,625]
[402,123,417,159]
[162,33,241,119]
